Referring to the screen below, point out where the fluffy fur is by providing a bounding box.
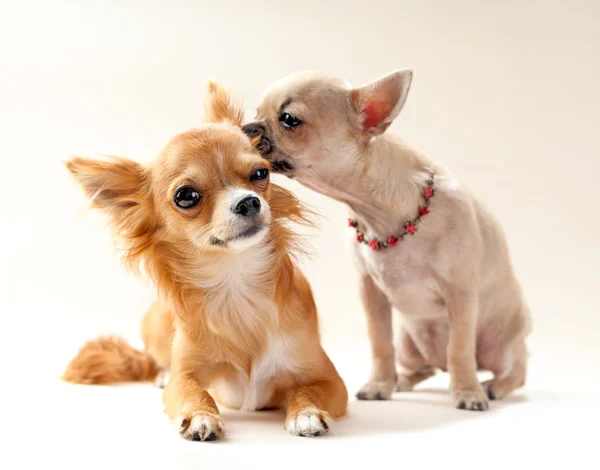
[244,70,532,411]
[62,81,348,440]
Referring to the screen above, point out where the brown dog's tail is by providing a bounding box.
[62,336,158,385]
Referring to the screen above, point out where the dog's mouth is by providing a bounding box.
[253,137,295,175]
[234,224,265,240]
[210,224,266,246]
[269,159,294,174]
[259,143,295,175]
[242,122,294,175]
[255,135,273,156]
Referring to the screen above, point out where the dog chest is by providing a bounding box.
[216,334,299,411]
[353,236,447,320]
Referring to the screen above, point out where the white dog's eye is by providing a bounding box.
[278,112,302,129]
[249,168,269,181]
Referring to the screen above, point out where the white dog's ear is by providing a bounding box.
[350,69,413,135]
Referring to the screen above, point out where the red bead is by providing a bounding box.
[387,236,398,246]
[419,206,430,215]
[348,218,356,227]
[405,222,417,234]
[357,232,363,242]
[368,239,380,250]
[423,187,433,198]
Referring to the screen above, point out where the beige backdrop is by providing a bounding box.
[2,1,598,355]
[1,1,599,467]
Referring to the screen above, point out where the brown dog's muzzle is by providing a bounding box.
[242,122,273,155]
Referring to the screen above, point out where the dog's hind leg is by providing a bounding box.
[396,366,436,391]
[155,369,171,389]
[481,340,527,400]
[395,328,435,391]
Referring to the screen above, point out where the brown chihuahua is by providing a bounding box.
[62,81,348,439]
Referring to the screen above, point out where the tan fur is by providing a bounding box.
[63,336,158,385]
[245,69,532,411]
[203,80,245,127]
[62,82,347,439]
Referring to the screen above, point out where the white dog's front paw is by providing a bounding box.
[453,388,489,411]
[356,380,395,400]
[285,409,331,437]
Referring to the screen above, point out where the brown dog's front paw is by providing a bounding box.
[356,380,395,400]
[177,411,224,441]
[453,388,489,411]
[285,409,331,437]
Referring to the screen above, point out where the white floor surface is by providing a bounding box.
[4,339,597,470]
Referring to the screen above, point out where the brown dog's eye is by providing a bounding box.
[174,186,201,209]
[278,112,302,129]
[249,168,269,182]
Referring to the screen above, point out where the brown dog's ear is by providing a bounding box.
[65,156,147,212]
[65,156,156,266]
[350,69,413,135]
[203,80,244,127]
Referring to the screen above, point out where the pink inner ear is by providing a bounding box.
[363,99,393,130]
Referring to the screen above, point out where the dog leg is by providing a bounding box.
[163,372,223,441]
[154,369,170,389]
[395,327,435,391]
[446,291,489,411]
[285,376,347,437]
[162,335,223,441]
[356,275,397,400]
[396,366,436,391]
[482,340,527,400]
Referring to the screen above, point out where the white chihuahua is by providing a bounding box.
[243,70,532,410]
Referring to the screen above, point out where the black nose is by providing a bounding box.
[235,196,261,216]
[242,122,273,155]
[242,122,265,138]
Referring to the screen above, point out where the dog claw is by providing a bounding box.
[454,389,489,411]
[179,418,190,432]
[286,410,331,437]
[177,412,224,441]
[356,381,394,400]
